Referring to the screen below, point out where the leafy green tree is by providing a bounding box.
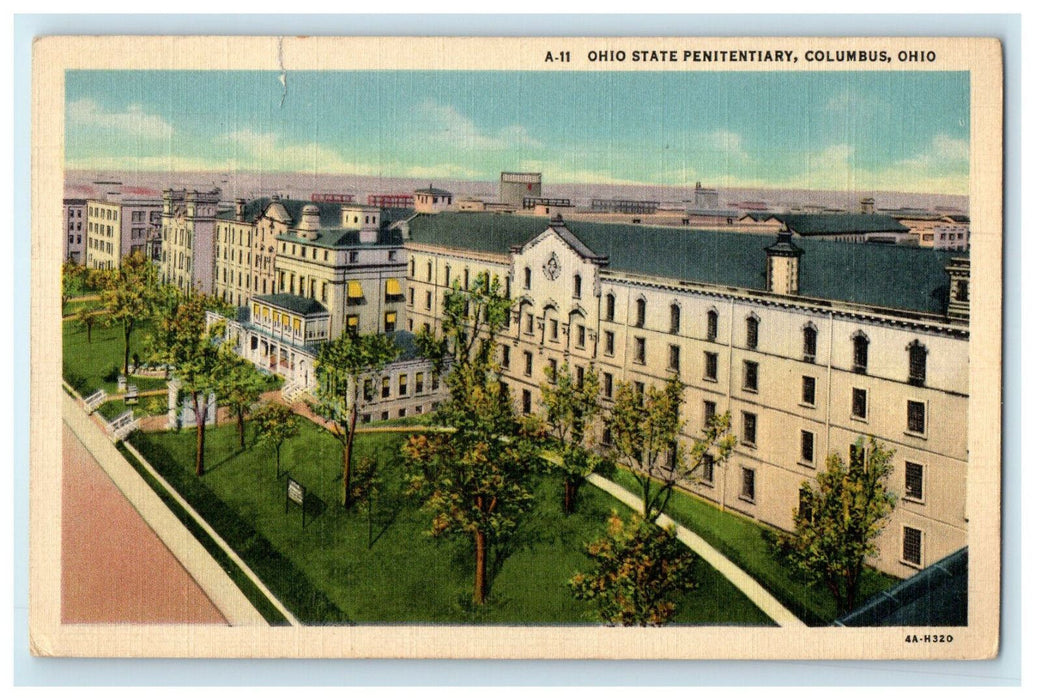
[61,260,84,314]
[313,332,400,508]
[149,293,224,476]
[405,271,536,605]
[570,511,698,626]
[75,305,104,345]
[216,352,268,448]
[253,401,299,478]
[539,361,602,513]
[772,436,898,615]
[99,252,162,376]
[606,376,735,522]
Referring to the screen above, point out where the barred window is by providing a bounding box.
[635,298,646,328]
[902,526,923,566]
[907,400,926,434]
[746,316,759,349]
[909,341,927,386]
[743,361,759,391]
[704,351,718,381]
[741,468,756,501]
[670,303,681,334]
[905,462,924,501]
[606,293,615,321]
[803,325,817,361]
[742,412,757,446]
[668,344,680,371]
[800,430,814,464]
[802,376,816,405]
[852,388,867,419]
[853,333,869,374]
[707,309,718,341]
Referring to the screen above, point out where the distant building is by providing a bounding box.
[85,196,163,269]
[499,172,542,208]
[63,198,87,263]
[413,186,453,214]
[778,213,916,245]
[158,189,221,293]
[589,198,659,215]
[690,181,720,210]
[368,193,413,209]
[521,196,574,218]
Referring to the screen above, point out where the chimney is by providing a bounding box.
[764,231,804,295]
[860,197,875,214]
[235,198,246,221]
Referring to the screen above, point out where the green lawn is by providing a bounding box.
[63,318,167,396]
[95,396,168,421]
[609,469,900,625]
[63,298,105,317]
[128,422,774,626]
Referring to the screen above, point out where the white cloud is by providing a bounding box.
[67,98,174,139]
[420,102,543,151]
[218,129,369,174]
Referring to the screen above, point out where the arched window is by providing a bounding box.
[606,293,616,321]
[707,309,718,342]
[746,315,760,349]
[908,340,927,386]
[670,303,681,334]
[853,332,870,374]
[573,274,582,299]
[803,324,818,362]
[426,260,432,282]
[635,298,646,328]
[409,257,415,278]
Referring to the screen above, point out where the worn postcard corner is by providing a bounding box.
[31,34,1003,660]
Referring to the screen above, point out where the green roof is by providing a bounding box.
[276,227,403,249]
[255,294,328,316]
[408,212,959,315]
[779,213,909,235]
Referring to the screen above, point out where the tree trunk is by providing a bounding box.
[123,321,132,376]
[275,443,281,478]
[193,392,206,477]
[237,409,245,448]
[86,321,93,344]
[473,528,487,605]
[341,405,358,508]
[563,479,577,514]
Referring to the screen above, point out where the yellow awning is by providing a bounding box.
[348,280,364,299]
[385,311,397,323]
[281,314,290,325]
[347,315,359,328]
[385,278,402,296]
[292,318,301,331]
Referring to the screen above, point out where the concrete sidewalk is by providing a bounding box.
[63,391,269,626]
[587,474,806,627]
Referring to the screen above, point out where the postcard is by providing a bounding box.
[31,35,1003,659]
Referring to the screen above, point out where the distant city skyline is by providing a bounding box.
[65,70,970,196]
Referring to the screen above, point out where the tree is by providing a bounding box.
[772,436,898,615]
[75,305,103,345]
[149,293,224,476]
[313,331,400,509]
[61,261,84,315]
[404,271,536,605]
[539,360,602,513]
[606,376,735,522]
[99,252,162,376]
[216,352,268,448]
[253,401,299,478]
[569,511,698,626]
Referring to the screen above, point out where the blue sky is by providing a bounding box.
[65,70,970,194]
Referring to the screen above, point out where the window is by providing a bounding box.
[668,344,680,371]
[399,374,408,396]
[746,315,759,349]
[802,376,816,406]
[634,337,646,364]
[384,311,397,333]
[501,345,511,369]
[548,318,559,341]
[601,427,613,447]
[464,268,470,289]
[415,373,424,394]
[743,361,759,391]
[703,400,716,428]
[852,388,868,419]
[853,333,869,374]
[707,309,718,341]
[346,315,359,334]
[409,258,415,277]
[604,330,615,356]
[907,400,926,435]
[573,274,582,298]
[905,462,924,501]
[350,251,359,263]
[381,377,390,399]
[704,352,718,381]
[575,324,586,348]
[432,373,439,391]
[902,526,923,567]
[740,467,756,502]
[669,303,681,334]
[634,381,645,397]
[635,298,646,328]
[408,287,415,306]
[524,266,532,289]
[444,265,451,286]
[803,325,817,361]
[522,389,532,415]
[742,412,757,446]
[606,293,616,321]
[525,313,534,334]
[702,456,715,485]
[603,372,614,398]
[955,280,969,302]
[548,358,558,382]
[524,351,533,377]
[908,341,927,386]
[800,430,814,464]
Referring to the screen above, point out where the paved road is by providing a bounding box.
[61,423,228,624]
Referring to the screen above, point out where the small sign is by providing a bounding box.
[287,478,305,506]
